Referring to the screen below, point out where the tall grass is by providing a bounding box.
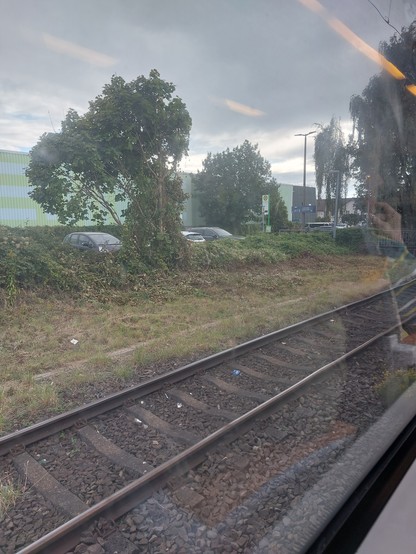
[0,474,24,518]
[0,226,386,434]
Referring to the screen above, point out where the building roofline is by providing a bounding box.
[0,149,30,155]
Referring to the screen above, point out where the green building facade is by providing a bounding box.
[0,150,316,228]
[0,150,125,227]
[0,150,60,226]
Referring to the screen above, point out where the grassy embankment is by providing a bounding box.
[0,226,389,434]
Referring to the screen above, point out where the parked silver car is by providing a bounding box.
[187,227,243,240]
[181,231,206,242]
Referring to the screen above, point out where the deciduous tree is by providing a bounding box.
[26,70,192,266]
[349,23,416,230]
[314,117,349,218]
[194,141,287,233]
[268,184,289,232]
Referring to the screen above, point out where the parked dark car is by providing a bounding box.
[63,232,122,252]
[187,227,243,240]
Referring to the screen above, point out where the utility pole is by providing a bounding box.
[295,130,316,229]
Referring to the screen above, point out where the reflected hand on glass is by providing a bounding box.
[370,201,403,243]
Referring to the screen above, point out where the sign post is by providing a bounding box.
[262,194,270,232]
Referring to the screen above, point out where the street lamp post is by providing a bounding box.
[329,170,341,239]
[295,130,316,228]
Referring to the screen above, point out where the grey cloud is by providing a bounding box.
[1,0,413,182]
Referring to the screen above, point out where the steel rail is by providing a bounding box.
[1,281,412,456]
[17,312,415,554]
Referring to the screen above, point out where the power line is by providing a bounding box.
[48,111,56,133]
[366,0,401,36]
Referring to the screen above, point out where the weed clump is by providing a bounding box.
[0,473,25,518]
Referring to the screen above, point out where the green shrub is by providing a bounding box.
[0,225,128,298]
[0,226,367,297]
[335,228,368,253]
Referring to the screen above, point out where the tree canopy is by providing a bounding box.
[349,23,416,230]
[314,117,349,218]
[26,70,192,264]
[193,140,287,233]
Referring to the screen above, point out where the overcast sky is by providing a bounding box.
[2,0,416,187]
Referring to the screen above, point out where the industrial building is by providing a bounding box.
[179,173,316,227]
[1,149,316,228]
[0,149,59,226]
[0,150,123,227]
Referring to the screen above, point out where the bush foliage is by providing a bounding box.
[334,228,369,253]
[0,225,368,302]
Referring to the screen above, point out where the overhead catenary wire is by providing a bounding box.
[366,0,402,37]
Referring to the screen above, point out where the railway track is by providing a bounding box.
[1,279,416,553]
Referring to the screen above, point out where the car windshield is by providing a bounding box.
[3,2,416,553]
[212,228,232,237]
[92,234,120,245]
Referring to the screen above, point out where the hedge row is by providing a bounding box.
[0,225,368,300]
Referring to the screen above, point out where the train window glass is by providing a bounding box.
[2,1,416,552]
